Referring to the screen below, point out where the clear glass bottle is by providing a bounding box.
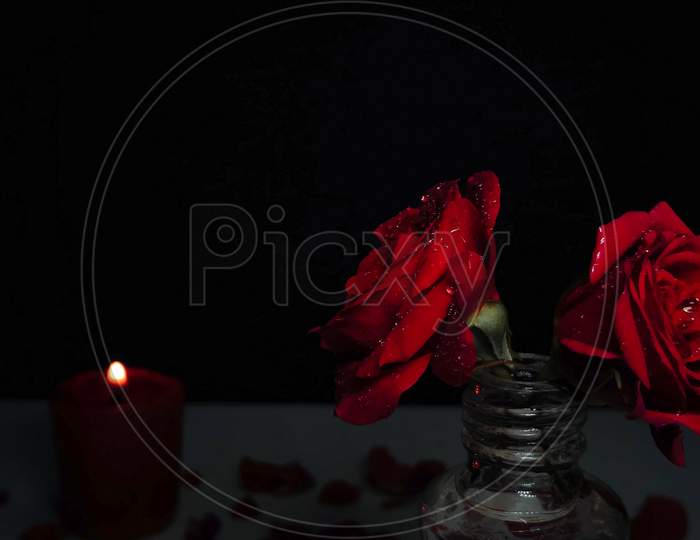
[420,356,629,540]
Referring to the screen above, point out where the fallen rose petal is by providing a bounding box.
[631,496,688,540]
[239,457,315,495]
[185,513,221,540]
[318,480,361,506]
[0,489,8,508]
[407,460,447,494]
[367,447,447,497]
[19,522,65,540]
[230,494,261,520]
[367,446,412,495]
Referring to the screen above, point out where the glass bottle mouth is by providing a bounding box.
[462,353,586,470]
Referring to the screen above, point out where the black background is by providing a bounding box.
[2,3,696,404]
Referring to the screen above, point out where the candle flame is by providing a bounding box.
[107,361,128,387]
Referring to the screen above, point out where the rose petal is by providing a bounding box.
[447,250,490,317]
[430,324,477,387]
[376,280,454,368]
[590,210,650,284]
[406,460,447,494]
[414,195,481,293]
[335,353,431,425]
[345,247,388,297]
[375,207,422,243]
[366,447,446,497]
[318,302,397,358]
[465,170,500,238]
[631,496,688,540]
[649,201,693,236]
[557,271,623,361]
[615,285,652,387]
[239,457,315,495]
[366,447,410,495]
[185,513,221,540]
[625,274,686,405]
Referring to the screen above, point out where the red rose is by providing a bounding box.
[316,172,501,424]
[557,202,700,465]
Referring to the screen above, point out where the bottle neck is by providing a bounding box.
[462,358,587,472]
[457,357,588,521]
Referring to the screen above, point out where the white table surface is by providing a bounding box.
[0,401,697,539]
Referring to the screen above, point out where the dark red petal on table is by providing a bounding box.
[465,171,500,238]
[230,495,260,520]
[557,273,623,361]
[367,446,410,495]
[185,513,221,540]
[376,280,454,368]
[649,201,693,236]
[239,457,315,495]
[430,324,477,387]
[366,447,446,497]
[589,210,650,284]
[631,496,688,540]
[318,480,361,506]
[335,353,431,425]
[406,460,447,494]
[0,488,8,507]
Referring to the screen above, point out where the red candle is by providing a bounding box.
[51,361,184,540]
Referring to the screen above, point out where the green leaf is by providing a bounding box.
[469,301,513,362]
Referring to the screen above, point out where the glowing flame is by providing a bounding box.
[107,361,128,387]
